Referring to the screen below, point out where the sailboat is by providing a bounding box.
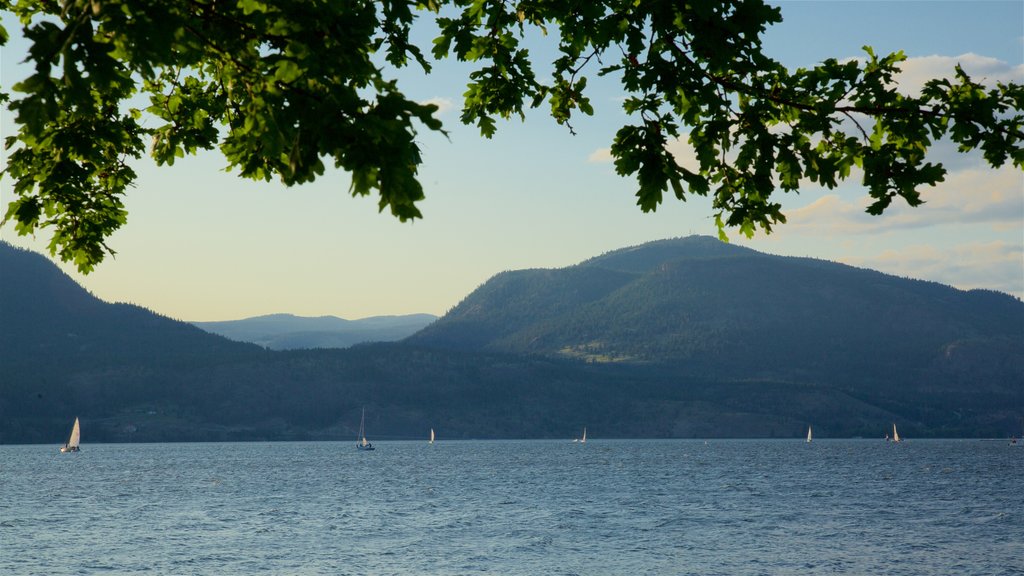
[806,425,812,443]
[573,427,587,443]
[429,428,435,444]
[60,417,80,453]
[356,408,374,451]
[891,423,901,443]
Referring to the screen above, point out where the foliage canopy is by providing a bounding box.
[1,0,1022,272]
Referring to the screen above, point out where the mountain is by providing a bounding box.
[192,313,437,350]
[0,242,270,442]
[408,236,1024,430]
[0,244,265,368]
[1,238,1021,443]
[409,236,1022,370]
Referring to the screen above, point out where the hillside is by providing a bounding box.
[0,244,266,371]
[409,237,1022,369]
[0,243,270,441]
[408,236,1024,428]
[192,313,437,350]
[1,239,1021,443]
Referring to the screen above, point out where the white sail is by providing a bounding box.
[356,408,374,450]
[806,425,812,443]
[60,417,80,452]
[581,427,587,443]
[430,428,435,444]
[68,418,80,448]
[892,423,900,443]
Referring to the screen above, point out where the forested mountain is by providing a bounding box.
[407,236,1023,435]
[0,243,269,441]
[192,313,437,350]
[1,239,1021,444]
[411,237,1021,361]
[409,236,1022,382]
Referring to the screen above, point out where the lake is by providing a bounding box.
[1,439,1021,575]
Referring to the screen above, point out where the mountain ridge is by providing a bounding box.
[409,236,1022,368]
[192,312,438,350]
[1,238,1021,443]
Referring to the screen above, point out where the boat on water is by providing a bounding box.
[60,417,80,453]
[429,428,435,444]
[356,408,374,451]
[891,423,901,443]
[806,425,813,443]
[573,427,587,443]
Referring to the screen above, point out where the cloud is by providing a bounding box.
[778,163,1023,235]
[420,96,455,116]
[910,165,1024,227]
[587,148,614,163]
[594,52,1023,236]
[841,241,1024,298]
[779,193,884,235]
[895,53,1024,95]
[840,53,1023,95]
[665,138,705,172]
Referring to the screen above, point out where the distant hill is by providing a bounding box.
[1,238,1021,443]
[192,313,437,350]
[408,236,1024,430]
[409,236,1022,369]
[0,244,264,368]
[0,242,268,442]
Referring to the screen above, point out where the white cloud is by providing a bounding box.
[587,147,614,163]
[778,163,1023,235]
[665,137,704,172]
[908,165,1024,226]
[841,241,1024,298]
[895,53,1024,95]
[778,193,884,235]
[663,136,1022,236]
[420,96,455,116]
[597,53,1023,243]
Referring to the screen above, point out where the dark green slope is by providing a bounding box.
[0,243,263,364]
[2,239,1021,442]
[579,235,753,273]
[408,236,1024,433]
[0,243,269,442]
[410,237,1022,370]
[411,265,639,350]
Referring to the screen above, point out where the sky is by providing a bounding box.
[2,1,1022,322]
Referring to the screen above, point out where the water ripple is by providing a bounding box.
[2,439,1022,575]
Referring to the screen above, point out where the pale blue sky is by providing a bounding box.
[2,1,1022,321]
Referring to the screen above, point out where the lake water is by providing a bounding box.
[1,439,1021,575]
